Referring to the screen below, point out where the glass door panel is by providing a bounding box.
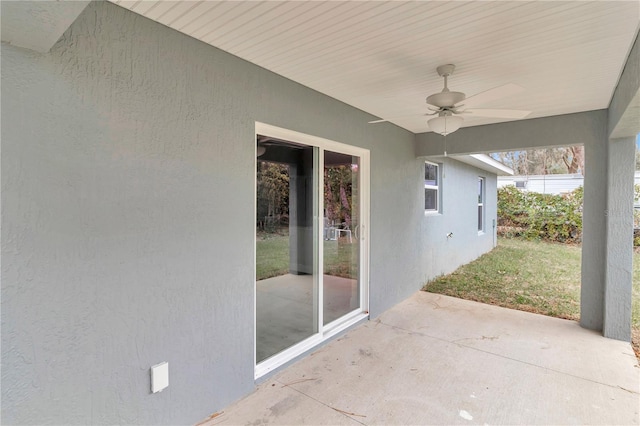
[323,151,360,325]
[256,139,318,363]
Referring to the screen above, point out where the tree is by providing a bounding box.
[561,146,584,174]
[324,165,355,228]
[257,161,289,228]
[491,145,584,175]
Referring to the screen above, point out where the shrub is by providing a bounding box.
[497,185,583,243]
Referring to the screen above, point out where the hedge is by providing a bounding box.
[497,185,583,243]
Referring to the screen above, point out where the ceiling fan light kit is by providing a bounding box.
[428,111,463,136]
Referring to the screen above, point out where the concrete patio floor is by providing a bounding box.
[203,292,640,425]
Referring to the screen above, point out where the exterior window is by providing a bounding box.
[515,181,526,188]
[425,161,440,212]
[478,177,485,232]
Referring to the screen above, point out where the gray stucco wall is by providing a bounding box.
[603,137,636,340]
[419,157,497,282]
[2,2,500,424]
[580,117,609,331]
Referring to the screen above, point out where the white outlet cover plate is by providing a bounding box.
[151,362,169,393]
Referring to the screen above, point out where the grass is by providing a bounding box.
[423,237,640,358]
[256,229,357,281]
[322,238,358,278]
[256,230,291,280]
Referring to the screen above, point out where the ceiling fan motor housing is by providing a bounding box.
[426,91,465,108]
[427,64,465,108]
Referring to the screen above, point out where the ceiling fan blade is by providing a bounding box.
[462,108,531,119]
[456,83,524,108]
[368,113,431,124]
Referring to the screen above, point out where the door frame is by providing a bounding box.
[254,122,370,379]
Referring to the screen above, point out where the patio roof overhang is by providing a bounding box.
[2,1,638,136]
[109,1,640,137]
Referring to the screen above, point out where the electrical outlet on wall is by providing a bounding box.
[151,362,169,393]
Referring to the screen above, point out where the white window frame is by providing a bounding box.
[478,177,485,233]
[424,161,441,215]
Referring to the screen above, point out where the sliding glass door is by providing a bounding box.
[323,151,360,325]
[255,124,369,377]
[255,140,319,364]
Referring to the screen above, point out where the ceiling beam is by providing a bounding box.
[415,110,607,157]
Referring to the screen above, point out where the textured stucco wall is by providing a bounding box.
[601,27,640,338]
[0,0,90,53]
[603,137,636,340]
[1,2,499,424]
[580,120,609,331]
[370,155,498,310]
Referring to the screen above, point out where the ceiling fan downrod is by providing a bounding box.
[426,64,466,108]
[436,64,456,92]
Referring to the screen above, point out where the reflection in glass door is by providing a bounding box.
[255,138,318,363]
[323,151,360,325]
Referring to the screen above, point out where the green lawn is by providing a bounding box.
[256,231,357,281]
[256,231,291,280]
[423,237,640,357]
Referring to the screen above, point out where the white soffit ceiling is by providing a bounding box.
[111,1,640,134]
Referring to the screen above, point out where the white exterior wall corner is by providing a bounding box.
[1,2,498,424]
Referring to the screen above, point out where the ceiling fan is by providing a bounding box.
[369,64,531,135]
